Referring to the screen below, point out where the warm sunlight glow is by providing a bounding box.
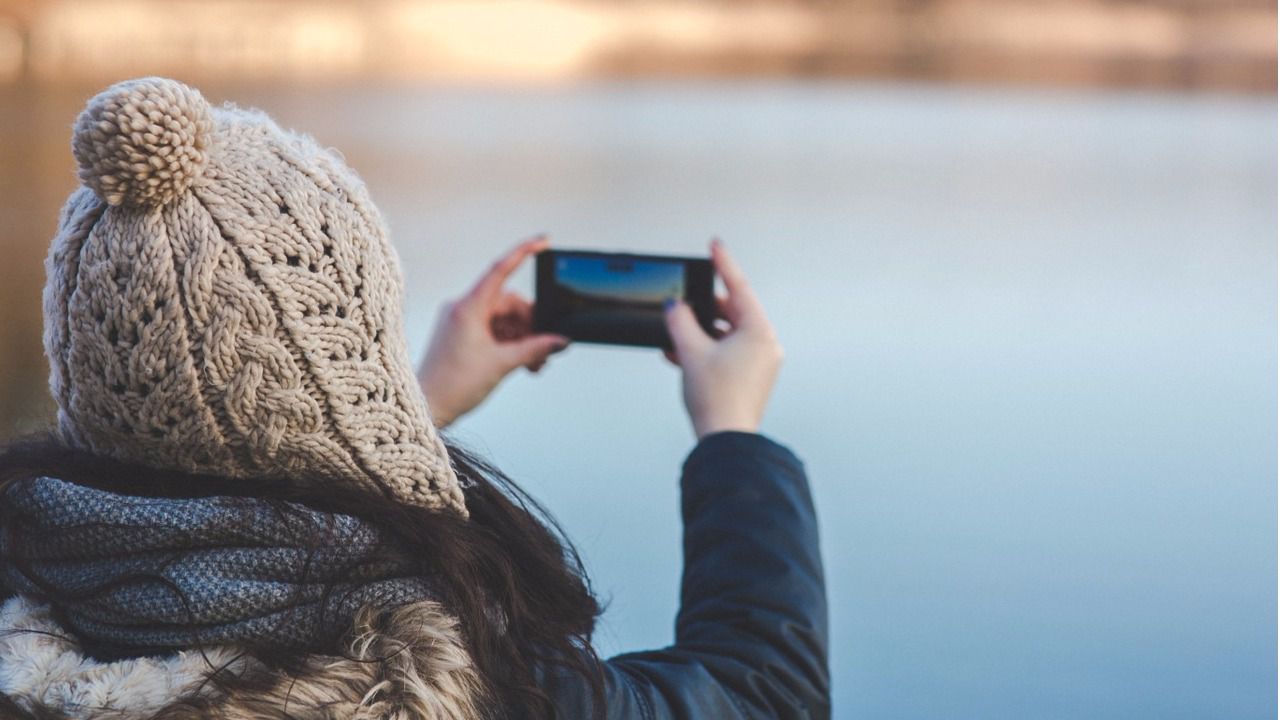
[7,0,1273,90]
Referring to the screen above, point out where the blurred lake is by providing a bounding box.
[1,81,1275,718]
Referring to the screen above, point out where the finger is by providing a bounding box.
[494,291,534,318]
[499,333,569,370]
[711,239,760,306]
[662,347,680,366]
[491,315,524,342]
[715,293,740,327]
[506,293,535,329]
[664,299,712,362]
[467,235,549,304]
[710,240,767,330]
[491,292,535,340]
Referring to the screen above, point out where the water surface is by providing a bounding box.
[5,82,1276,718]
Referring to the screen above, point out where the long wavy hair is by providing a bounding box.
[0,434,605,719]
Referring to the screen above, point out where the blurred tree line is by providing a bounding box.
[0,0,1274,91]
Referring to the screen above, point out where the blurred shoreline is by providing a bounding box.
[0,0,1275,93]
[0,0,1274,436]
[0,81,1274,439]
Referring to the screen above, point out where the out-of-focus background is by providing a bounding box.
[1,1,1275,717]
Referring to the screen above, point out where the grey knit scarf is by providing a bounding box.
[0,475,437,655]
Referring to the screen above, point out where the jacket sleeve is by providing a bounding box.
[542,431,830,719]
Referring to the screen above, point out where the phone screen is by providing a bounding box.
[535,251,714,348]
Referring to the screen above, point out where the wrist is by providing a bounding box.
[421,384,457,428]
[693,415,760,440]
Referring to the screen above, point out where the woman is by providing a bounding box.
[0,78,828,719]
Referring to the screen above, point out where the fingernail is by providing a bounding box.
[664,297,677,311]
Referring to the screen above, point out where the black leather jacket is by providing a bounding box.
[542,432,830,719]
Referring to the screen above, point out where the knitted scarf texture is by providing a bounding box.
[0,476,437,656]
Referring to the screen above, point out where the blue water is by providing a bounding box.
[254,82,1277,718]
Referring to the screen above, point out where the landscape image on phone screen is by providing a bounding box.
[551,256,684,341]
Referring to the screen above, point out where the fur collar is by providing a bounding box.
[0,595,486,719]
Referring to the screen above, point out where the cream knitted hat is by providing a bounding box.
[43,77,466,516]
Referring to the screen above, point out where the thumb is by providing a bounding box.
[665,299,712,362]
[500,333,569,370]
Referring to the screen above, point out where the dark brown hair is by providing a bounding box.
[0,435,605,719]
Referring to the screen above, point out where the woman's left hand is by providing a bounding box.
[417,236,569,427]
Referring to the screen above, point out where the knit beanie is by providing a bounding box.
[43,77,466,516]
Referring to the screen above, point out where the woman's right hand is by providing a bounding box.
[417,236,569,428]
[664,240,784,440]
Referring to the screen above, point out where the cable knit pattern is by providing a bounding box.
[43,77,465,515]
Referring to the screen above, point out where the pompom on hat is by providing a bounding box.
[44,77,466,515]
[72,78,214,207]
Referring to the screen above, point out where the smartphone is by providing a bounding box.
[534,250,716,348]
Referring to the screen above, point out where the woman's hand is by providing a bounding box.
[664,240,784,440]
[418,236,569,427]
